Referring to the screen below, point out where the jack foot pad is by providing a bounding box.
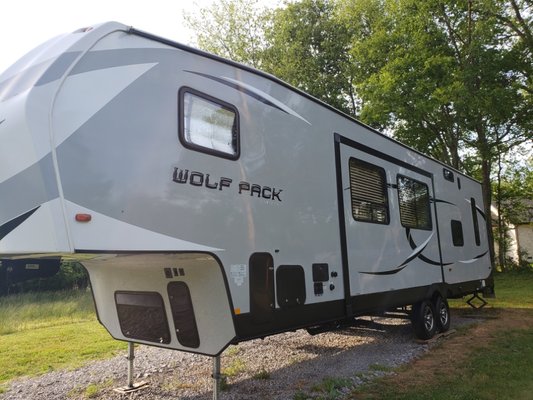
[113,381,149,394]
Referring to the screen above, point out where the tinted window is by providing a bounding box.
[349,158,389,224]
[451,219,464,246]
[397,176,432,230]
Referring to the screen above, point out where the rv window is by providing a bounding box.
[397,176,432,230]
[179,87,239,160]
[451,220,464,246]
[348,158,389,224]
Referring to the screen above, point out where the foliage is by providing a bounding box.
[183,0,276,68]
[494,154,533,224]
[264,0,358,115]
[1,261,89,296]
[493,153,533,269]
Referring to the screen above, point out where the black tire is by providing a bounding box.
[411,300,437,340]
[434,296,451,333]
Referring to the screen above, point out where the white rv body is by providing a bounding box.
[0,22,493,355]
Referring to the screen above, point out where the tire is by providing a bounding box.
[411,300,437,340]
[434,296,451,333]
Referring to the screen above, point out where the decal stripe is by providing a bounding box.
[0,207,40,241]
[432,198,456,206]
[458,251,489,264]
[359,265,409,276]
[185,70,289,114]
[406,229,451,266]
[475,205,487,221]
[360,231,434,275]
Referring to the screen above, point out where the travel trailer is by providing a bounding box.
[0,22,493,357]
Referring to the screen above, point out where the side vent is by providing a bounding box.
[167,282,200,348]
[276,265,306,308]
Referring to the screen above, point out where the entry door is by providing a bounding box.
[339,141,443,297]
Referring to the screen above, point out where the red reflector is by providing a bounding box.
[75,213,92,222]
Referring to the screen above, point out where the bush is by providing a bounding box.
[1,261,89,295]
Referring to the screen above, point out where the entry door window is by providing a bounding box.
[397,176,432,230]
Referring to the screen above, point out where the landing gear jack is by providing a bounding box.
[212,355,223,400]
[113,342,148,394]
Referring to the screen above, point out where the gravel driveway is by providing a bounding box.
[1,313,473,400]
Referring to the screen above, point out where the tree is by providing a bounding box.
[339,0,532,266]
[264,0,358,115]
[493,152,533,268]
[183,0,275,68]
[185,0,358,116]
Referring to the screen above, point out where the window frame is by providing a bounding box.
[348,157,390,225]
[178,86,240,160]
[396,174,433,231]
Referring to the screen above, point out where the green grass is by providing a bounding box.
[350,271,533,399]
[312,377,353,399]
[351,328,533,400]
[0,290,125,384]
[449,270,533,309]
[222,357,246,377]
[0,290,96,334]
[489,271,533,308]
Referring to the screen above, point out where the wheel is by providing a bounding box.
[434,296,451,333]
[411,300,437,340]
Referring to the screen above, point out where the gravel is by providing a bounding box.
[1,314,476,400]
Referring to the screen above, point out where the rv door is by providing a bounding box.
[337,137,443,299]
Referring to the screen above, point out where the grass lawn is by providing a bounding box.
[0,290,125,385]
[349,271,533,400]
[1,271,532,398]
[449,270,533,309]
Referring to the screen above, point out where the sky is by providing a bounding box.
[0,0,222,73]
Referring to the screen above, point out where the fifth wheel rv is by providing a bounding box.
[0,22,493,357]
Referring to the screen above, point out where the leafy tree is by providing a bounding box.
[264,0,357,115]
[183,0,275,68]
[493,152,533,268]
[339,0,532,265]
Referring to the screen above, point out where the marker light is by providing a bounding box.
[75,213,92,222]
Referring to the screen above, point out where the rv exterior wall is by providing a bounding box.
[0,22,493,353]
